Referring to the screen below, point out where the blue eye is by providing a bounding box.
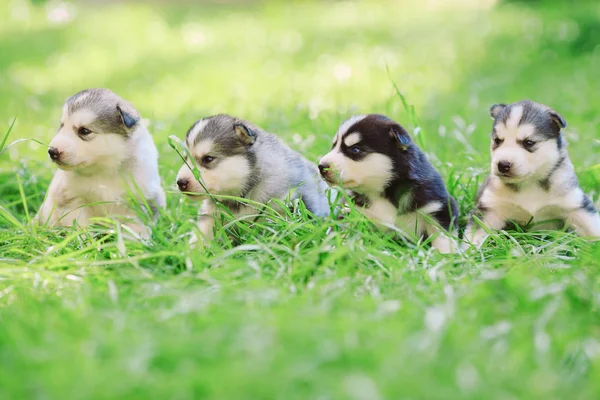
[350,146,361,154]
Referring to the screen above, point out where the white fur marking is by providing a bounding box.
[69,109,98,127]
[343,132,361,148]
[505,105,523,131]
[337,115,366,137]
[194,139,215,159]
[187,119,209,146]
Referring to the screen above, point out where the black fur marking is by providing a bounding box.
[556,135,564,150]
[431,197,460,231]
[342,114,459,229]
[581,195,597,213]
[391,125,411,150]
[117,105,138,129]
[239,150,259,199]
[549,110,567,129]
[517,101,561,139]
[351,192,372,208]
[538,156,565,191]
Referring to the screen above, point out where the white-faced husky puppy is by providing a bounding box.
[175,114,330,246]
[37,88,165,239]
[318,114,459,253]
[465,100,600,246]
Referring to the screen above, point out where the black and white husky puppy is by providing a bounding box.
[37,88,165,239]
[176,114,331,247]
[465,100,600,246]
[318,114,459,253]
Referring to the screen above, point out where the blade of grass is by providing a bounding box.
[0,117,16,153]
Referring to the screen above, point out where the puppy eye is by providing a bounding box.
[78,127,92,136]
[202,155,215,164]
[59,123,64,129]
[523,139,535,148]
[493,138,503,145]
[349,146,361,154]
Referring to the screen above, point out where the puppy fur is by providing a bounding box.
[176,114,331,246]
[37,88,166,239]
[465,100,600,246]
[319,114,459,253]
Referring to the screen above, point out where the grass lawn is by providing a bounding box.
[2,0,600,398]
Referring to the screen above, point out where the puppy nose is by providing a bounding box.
[497,160,512,174]
[177,178,189,191]
[318,163,330,174]
[48,147,60,161]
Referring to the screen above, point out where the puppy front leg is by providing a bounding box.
[430,232,458,254]
[190,200,217,248]
[36,176,64,226]
[565,207,600,239]
[37,197,58,226]
[359,197,397,229]
[464,209,506,248]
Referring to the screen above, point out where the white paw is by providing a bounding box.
[432,235,458,254]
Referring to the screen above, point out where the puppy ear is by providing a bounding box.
[234,122,257,146]
[549,109,567,129]
[489,104,507,119]
[390,125,411,151]
[117,105,139,129]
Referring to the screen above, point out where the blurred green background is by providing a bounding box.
[2,0,600,399]
[2,0,600,200]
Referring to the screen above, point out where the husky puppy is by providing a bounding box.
[318,114,459,253]
[176,114,330,246]
[37,88,165,239]
[465,100,600,246]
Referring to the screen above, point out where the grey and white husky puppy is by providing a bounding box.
[465,100,600,246]
[37,88,165,239]
[176,114,331,246]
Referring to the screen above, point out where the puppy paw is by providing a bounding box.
[431,235,458,254]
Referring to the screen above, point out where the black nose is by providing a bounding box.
[177,178,189,191]
[48,147,60,161]
[497,161,512,174]
[318,163,330,174]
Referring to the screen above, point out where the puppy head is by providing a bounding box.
[176,114,257,199]
[48,88,140,173]
[489,100,566,184]
[318,114,411,195]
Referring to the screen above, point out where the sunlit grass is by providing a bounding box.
[1,0,600,398]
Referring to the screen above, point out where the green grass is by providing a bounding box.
[2,0,600,398]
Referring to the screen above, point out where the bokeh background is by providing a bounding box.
[2,1,600,399]
[2,0,600,214]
